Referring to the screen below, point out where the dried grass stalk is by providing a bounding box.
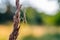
[9,0,22,40]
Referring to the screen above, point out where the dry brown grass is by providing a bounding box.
[0,24,60,40]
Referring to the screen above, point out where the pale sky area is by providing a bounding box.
[0,0,59,15]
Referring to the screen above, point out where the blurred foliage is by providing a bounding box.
[40,11,60,26]
[39,34,60,40]
[41,13,55,25]
[22,34,60,40]
[55,11,60,26]
[0,7,60,26]
[0,12,13,23]
[22,35,37,40]
[26,7,43,25]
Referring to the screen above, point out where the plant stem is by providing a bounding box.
[9,0,22,40]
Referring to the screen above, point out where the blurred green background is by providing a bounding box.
[0,0,60,40]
